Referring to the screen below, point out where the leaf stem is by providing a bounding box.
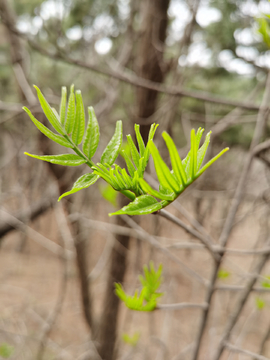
[64,134,95,168]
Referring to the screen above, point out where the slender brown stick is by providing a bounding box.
[225,343,270,360]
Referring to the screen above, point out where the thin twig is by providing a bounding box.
[159,209,220,262]
[120,214,208,286]
[157,302,208,310]
[1,17,262,111]
[225,343,270,360]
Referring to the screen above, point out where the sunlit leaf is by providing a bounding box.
[83,106,100,159]
[24,153,86,166]
[135,124,145,157]
[59,86,67,125]
[58,173,99,201]
[34,85,65,135]
[196,147,229,178]
[101,120,122,166]
[162,132,187,186]
[197,131,211,170]
[65,84,75,134]
[72,90,85,145]
[109,194,162,216]
[148,141,180,193]
[139,178,175,201]
[23,107,73,148]
[0,343,14,359]
[127,135,140,168]
[121,150,136,177]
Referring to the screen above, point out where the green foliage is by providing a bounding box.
[261,275,270,289]
[25,86,228,214]
[115,262,163,311]
[0,343,14,359]
[58,173,99,201]
[122,332,140,346]
[255,297,265,311]
[99,183,118,207]
[257,17,270,48]
[217,269,230,280]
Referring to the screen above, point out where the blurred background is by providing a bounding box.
[0,0,270,359]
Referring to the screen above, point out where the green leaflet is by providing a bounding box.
[142,123,159,172]
[162,132,186,186]
[190,129,197,180]
[59,86,67,125]
[23,107,73,148]
[109,194,162,216]
[148,141,180,194]
[34,85,65,135]
[121,150,136,177]
[139,178,175,201]
[58,173,99,201]
[65,84,75,134]
[127,135,140,168]
[134,124,145,157]
[83,107,100,159]
[72,90,85,145]
[197,131,211,170]
[196,147,229,178]
[101,120,122,166]
[24,153,87,166]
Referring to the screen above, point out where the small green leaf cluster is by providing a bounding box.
[115,262,163,311]
[261,275,270,289]
[122,332,140,346]
[255,297,265,311]
[0,343,14,359]
[257,15,270,48]
[24,86,229,216]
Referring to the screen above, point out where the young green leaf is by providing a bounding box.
[101,120,122,166]
[134,124,145,157]
[148,141,180,194]
[34,85,65,135]
[72,90,85,145]
[196,147,229,178]
[59,86,67,125]
[162,132,187,186]
[142,123,159,171]
[127,135,140,168]
[23,107,73,148]
[190,129,197,180]
[65,84,75,134]
[58,173,99,201]
[24,153,87,166]
[139,178,175,201]
[121,150,136,177]
[197,131,211,170]
[83,106,100,159]
[109,194,162,216]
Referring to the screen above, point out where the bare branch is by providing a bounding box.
[225,343,270,360]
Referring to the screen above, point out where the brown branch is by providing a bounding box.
[0,191,56,240]
[225,343,270,360]
[0,17,262,112]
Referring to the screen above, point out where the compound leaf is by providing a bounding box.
[23,107,73,148]
[58,173,99,201]
[24,153,86,166]
[101,120,122,166]
[135,124,145,157]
